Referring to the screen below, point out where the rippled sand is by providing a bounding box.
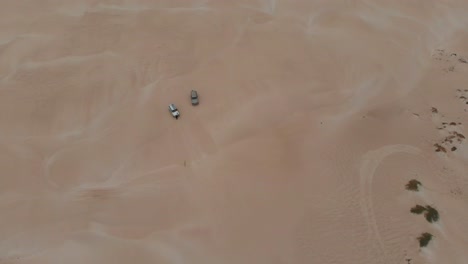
[1,1,468,263]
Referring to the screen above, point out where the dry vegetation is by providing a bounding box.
[434,143,447,153]
[431,106,465,153]
[409,205,440,223]
[456,89,468,105]
[434,131,464,152]
[412,50,466,252]
[410,205,426,214]
[405,179,422,191]
[453,131,465,140]
[433,49,468,72]
[424,206,440,223]
[417,233,433,248]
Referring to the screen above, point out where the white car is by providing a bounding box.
[169,104,180,119]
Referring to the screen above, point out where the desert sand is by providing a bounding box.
[1,0,468,263]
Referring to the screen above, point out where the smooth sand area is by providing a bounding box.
[1,1,468,263]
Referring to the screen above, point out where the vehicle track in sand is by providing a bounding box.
[359,144,421,263]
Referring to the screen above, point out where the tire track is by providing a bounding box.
[359,144,421,262]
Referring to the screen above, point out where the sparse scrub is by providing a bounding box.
[410,205,427,214]
[424,206,439,223]
[434,144,447,153]
[417,232,433,247]
[405,179,422,191]
[453,131,465,140]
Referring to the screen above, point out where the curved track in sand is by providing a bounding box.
[359,144,421,262]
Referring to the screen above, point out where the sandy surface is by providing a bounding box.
[1,1,468,263]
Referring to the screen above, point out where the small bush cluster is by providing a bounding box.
[405,180,439,248]
[417,233,433,247]
[424,206,439,223]
[410,205,426,214]
[410,205,439,223]
[405,180,422,191]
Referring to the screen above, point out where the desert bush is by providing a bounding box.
[405,180,422,191]
[434,143,447,153]
[424,206,439,223]
[453,131,465,140]
[417,232,433,247]
[410,205,427,214]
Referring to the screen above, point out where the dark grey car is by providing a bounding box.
[191,90,199,105]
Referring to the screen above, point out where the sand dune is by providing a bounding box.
[1,1,468,263]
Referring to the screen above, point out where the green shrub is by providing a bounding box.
[405,179,422,191]
[424,206,439,223]
[410,205,427,214]
[417,232,433,247]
